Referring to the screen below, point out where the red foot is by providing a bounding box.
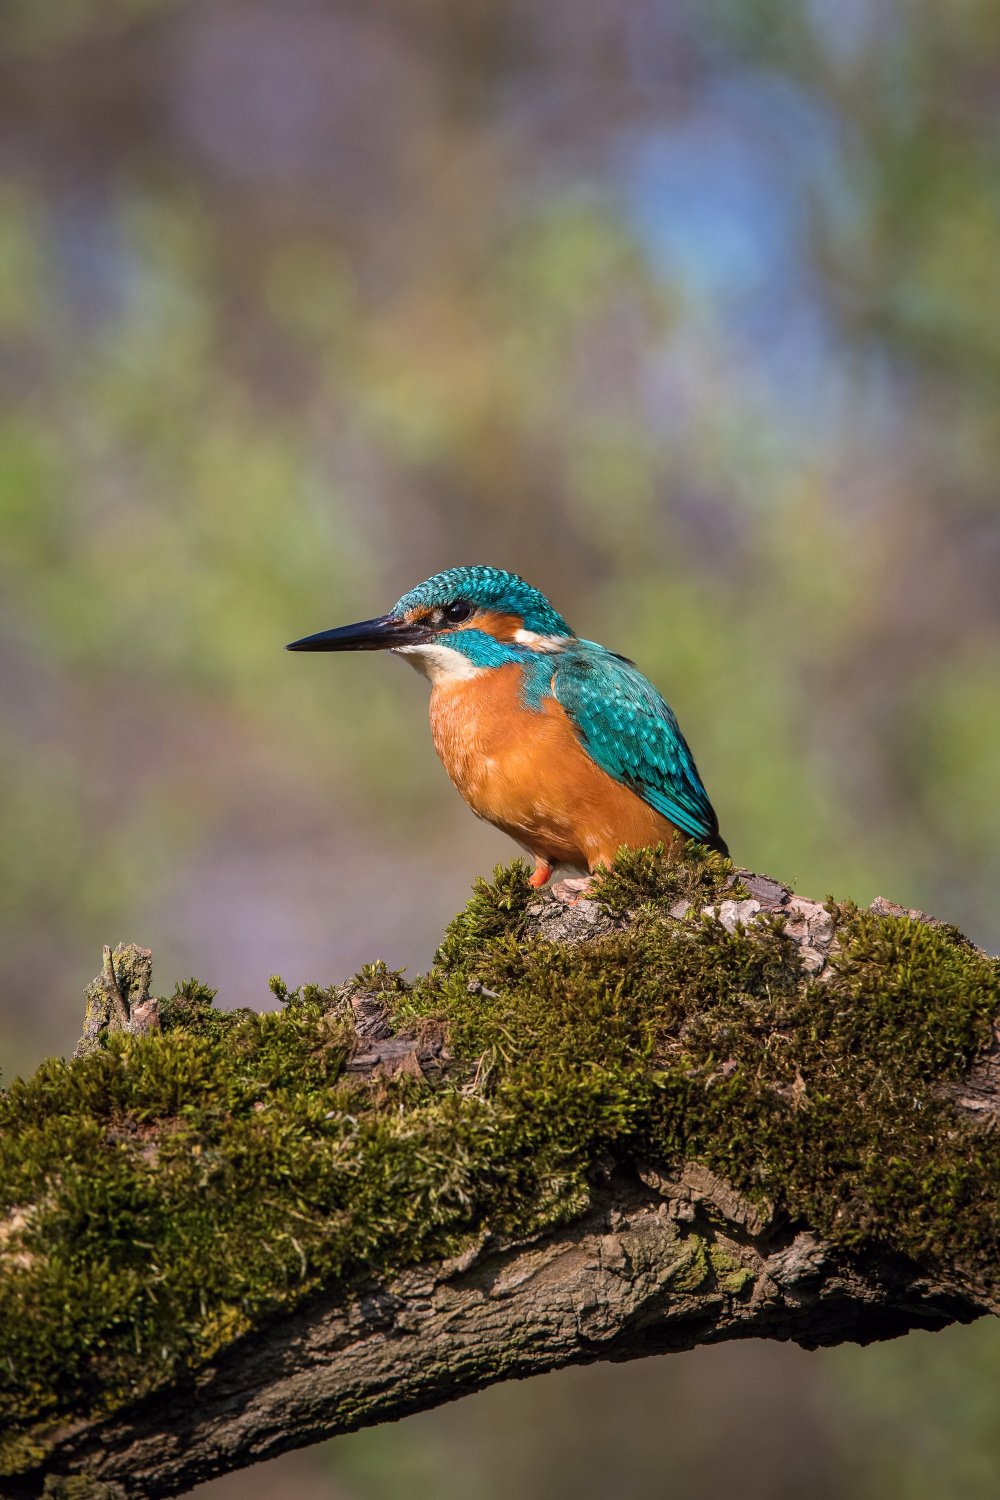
[529,862,553,888]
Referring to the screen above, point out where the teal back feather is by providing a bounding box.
[552,640,727,854]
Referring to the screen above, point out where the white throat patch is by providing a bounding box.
[391,642,485,685]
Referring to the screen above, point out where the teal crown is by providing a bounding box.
[390,567,574,637]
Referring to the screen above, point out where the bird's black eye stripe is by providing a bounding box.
[442,600,474,624]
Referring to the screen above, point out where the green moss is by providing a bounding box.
[433,860,535,970]
[0,844,998,1449]
[709,1244,754,1294]
[588,841,739,916]
[156,975,221,1033]
[670,1234,711,1292]
[0,1428,50,1478]
[37,1477,116,1499]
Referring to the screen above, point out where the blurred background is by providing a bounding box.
[2,0,1000,1493]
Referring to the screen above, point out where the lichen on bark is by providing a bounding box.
[75,943,160,1056]
[1,845,998,1499]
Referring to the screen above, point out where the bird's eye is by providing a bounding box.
[442,600,474,624]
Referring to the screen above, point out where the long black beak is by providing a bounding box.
[285,614,433,652]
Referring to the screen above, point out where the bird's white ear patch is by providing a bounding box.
[392,642,485,684]
[514,629,567,652]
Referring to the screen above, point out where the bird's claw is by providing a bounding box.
[550,877,594,906]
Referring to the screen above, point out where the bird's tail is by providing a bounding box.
[699,828,730,858]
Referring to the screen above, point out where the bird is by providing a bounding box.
[286,566,727,889]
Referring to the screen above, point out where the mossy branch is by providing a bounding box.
[2,849,999,1500]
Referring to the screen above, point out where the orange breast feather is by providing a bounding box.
[429,663,679,871]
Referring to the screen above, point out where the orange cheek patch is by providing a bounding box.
[471,611,524,641]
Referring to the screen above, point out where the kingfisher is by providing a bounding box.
[286,566,727,888]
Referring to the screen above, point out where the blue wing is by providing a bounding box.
[552,641,727,854]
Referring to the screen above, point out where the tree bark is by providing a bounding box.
[2,869,998,1500]
[17,1159,989,1500]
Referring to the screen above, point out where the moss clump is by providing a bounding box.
[588,841,740,916]
[709,1244,754,1294]
[0,844,998,1457]
[156,976,233,1037]
[433,860,535,969]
